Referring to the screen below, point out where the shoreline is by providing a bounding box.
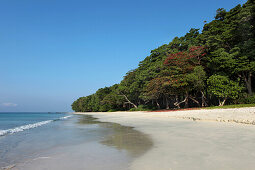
[76,107,255,126]
[2,114,140,170]
[75,107,255,170]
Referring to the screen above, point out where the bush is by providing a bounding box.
[242,95,255,104]
[107,109,117,112]
[129,108,137,111]
[129,105,152,111]
[99,104,111,112]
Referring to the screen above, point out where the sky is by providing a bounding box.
[0,0,247,112]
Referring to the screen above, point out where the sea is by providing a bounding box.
[0,112,152,170]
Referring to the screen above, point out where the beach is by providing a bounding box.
[0,113,152,170]
[76,107,255,170]
[1,0,254,169]
[2,108,255,170]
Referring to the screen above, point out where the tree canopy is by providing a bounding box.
[72,0,255,112]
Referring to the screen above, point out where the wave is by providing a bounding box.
[0,115,72,136]
[59,115,72,120]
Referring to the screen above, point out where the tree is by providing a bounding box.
[185,66,207,106]
[163,46,206,108]
[117,70,140,109]
[215,8,227,21]
[201,2,255,95]
[71,1,253,112]
[207,75,243,106]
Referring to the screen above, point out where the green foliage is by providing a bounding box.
[129,105,152,111]
[242,94,255,104]
[185,66,206,91]
[203,103,255,109]
[107,109,118,112]
[207,75,243,105]
[215,8,227,20]
[72,1,254,112]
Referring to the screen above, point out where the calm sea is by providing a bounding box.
[0,112,152,170]
[0,112,72,167]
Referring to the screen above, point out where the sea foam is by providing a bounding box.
[59,115,72,120]
[0,115,72,136]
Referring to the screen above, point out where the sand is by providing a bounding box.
[76,107,255,170]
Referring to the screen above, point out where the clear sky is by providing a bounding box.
[0,0,246,112]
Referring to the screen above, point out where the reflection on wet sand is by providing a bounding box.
[77,115,153,157]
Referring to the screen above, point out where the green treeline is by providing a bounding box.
[72,0,255,112]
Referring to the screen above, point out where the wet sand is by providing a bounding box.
[76,108,255,170]
[8,115,152,170]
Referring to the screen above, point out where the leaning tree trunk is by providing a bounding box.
[189,95,200,107]
[174,93,189,109]
[121,94,138,108]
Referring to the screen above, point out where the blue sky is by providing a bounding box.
[0,0,246,112]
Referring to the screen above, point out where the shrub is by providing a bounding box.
[107,109,117,112]
[129,105,152,111]
[129,108,137,111]
[243,95,255,104]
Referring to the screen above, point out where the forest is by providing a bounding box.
[72,0,255,112]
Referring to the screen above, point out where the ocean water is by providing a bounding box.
[0,112,152,170]
[0,112,71,136]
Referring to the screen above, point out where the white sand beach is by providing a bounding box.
[76,107,255,170]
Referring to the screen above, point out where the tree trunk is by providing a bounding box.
[174,95,180,109]
[189,96,200,107]
[201,91,208,107]
[184,93,189,108]
[164,95,170,109]
[156,99,160,109]
[121,94,138,108]
[219,98,227,106]
[243,72,253,95]
[174,94,189,109]
[247,73,252,95]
